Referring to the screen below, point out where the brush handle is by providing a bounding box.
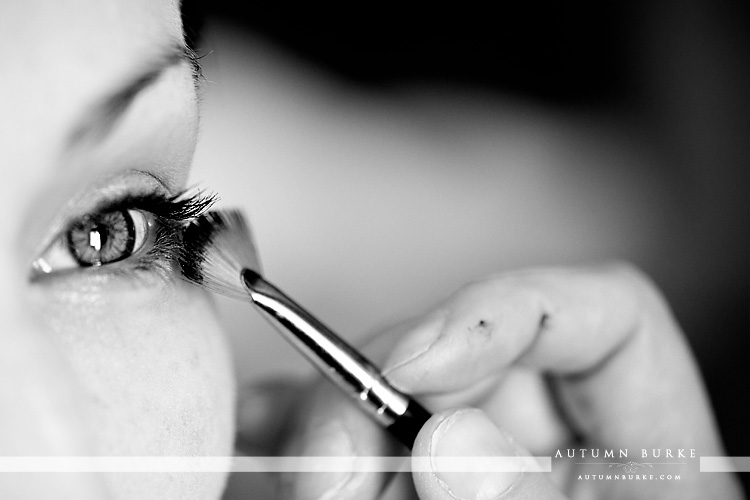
[242,269,431,449]
[386,398,432,448]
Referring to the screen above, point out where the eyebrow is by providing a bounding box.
[67,45,199,149]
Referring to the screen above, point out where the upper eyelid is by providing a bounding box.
[75,171,173,216]
[25,170,173,257]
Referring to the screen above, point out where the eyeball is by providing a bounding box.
[33,209,151,274]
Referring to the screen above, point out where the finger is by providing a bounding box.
[277,380,401,500]
[477,366,571,455]
[412,408,567,500]
[274,316,437,500]
[273,333,565,498]
[276,264,624,499]
[381,263,725,455]
[381,263,645,392]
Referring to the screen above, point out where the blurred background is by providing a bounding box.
[182,0,748,496]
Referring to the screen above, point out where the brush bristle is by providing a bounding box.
[179,210,261,301]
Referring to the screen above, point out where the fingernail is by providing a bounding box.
[430,410,523,500]
[381,313,445,387]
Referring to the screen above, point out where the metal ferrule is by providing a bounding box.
[243,270,410,426]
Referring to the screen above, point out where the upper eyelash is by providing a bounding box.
[83,189,217,275]
[88,189,217,226]
[184,46,205,83]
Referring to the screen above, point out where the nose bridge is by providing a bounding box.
[0,65,69,261]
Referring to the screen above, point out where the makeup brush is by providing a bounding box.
[179,210,431,449]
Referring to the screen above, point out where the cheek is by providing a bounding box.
[41,280,235,499]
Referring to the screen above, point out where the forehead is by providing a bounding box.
[3,0,182,64]
[0,0,183,153]
[0,0,192,258]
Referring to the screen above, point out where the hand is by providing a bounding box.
[239,263,743,499]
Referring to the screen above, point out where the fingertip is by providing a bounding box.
[381,283,543,396]
[280,415,357,500]
[413,408,525,500]
[279,384,399,500]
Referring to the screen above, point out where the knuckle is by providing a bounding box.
[607,260,666,306]
[604,260,677,335]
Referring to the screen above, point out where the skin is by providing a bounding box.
[1,1,234,499]
[253,264,744,499]
[1,1,742,500]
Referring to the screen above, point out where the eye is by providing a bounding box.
[33,209,152,274]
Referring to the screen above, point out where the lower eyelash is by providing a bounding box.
[110,191,218,277]
[133,223,183,274]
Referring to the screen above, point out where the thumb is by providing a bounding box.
[412,408,566,500]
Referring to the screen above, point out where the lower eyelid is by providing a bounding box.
[29,259,181,298]
[30,245,180,290]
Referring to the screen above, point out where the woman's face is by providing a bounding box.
[1,1,235,498]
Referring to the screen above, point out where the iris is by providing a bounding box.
[67,210,137,266]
